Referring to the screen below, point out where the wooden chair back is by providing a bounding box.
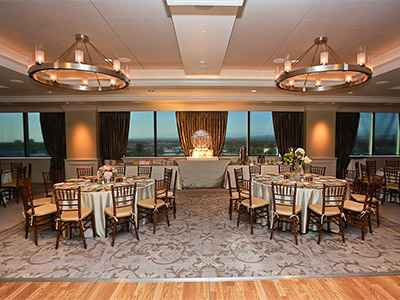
[10,162,22,178]
[170,170,178,197]
[163,168,173,183]
[384,167,399,187]
[279,164,293,174]
[227,171,235,198]
[42,172,53,196]
[111,183,137,217]
[249,165,261,178]
[310,165,326,176]
[19,177,34,214]
[360,164,371,183]
[155,179,169,202]
[233,167,243,181]
[115,165,126,176]
[236,178,252,205]
[26,163,32,179]
[386,160,400,167]
[54,187,82,219]
[271,182,297,215]
[138,166,152,178]
[366,160,376,175]
[321,184,347,214]
[355,161,361,179]
[76,167,93,178]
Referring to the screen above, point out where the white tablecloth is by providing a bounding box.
[126,165,181,190]
[177,160,231,188]
[225,165,279,188]
[77,182,154,237]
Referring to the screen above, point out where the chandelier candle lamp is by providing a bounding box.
[27,34,130,92]
[275,36,373,92]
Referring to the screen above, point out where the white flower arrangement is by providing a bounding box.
[97,165,117,180]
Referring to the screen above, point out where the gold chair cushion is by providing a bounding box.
[104,206,133,219]
[241,197,269,209]
[32,197,52,207]
[27,203,57,217]
[46,191,54,197]
[387,183,400,190]
[138,198,166,209]
[2,182,17,188]
[60,207,92,222]
[167,191,174,198]
[351,193,379,203]
[274,204,302,217]
[308,204,341,216]
[231,191,239,199]
[343,200,365,212]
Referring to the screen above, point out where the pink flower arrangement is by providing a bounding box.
[97,165,117,179]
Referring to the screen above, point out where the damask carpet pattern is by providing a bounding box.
[1,189,400,279]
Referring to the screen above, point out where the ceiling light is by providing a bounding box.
[9,79,24,84]
[28,33,130,92]
[46,90,53,94]
[120,57,131,63]
[0,85,9,88]
[273,58,284,64]
[200,29,207,34]
[348,91,354,95]
[251,89,257,93]
[376,80,389,85]
[275,36,372,92]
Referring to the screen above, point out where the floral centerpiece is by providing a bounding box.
[283,148,312,176]
[97,165,117,183]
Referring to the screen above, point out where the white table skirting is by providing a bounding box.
[126,165,181,190]
[226,165,279,189]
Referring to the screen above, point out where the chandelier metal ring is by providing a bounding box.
[28,62,130,92]
[276,64,373,92]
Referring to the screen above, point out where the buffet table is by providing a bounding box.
[126,165,181,190]
[54,177,154,237]
[176,160,230,188]
[225,164,279,188]
[252,174,349,233]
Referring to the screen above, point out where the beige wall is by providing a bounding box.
[305,108,336,158]
[65,108,98,159]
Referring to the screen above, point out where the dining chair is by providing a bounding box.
[270,182,301,244]
[115,165,126,176]
[0,169,7,207]
[227,171,240,220]
[138,166,152,178]
[350,175,384,227]
[19,178,57,246]
[2,165,24,204]
[307,183,347,244]
[26,163,32,179]
[366,160,376,176]
[165,170,178,219]
[138,179,170,234]
[309,165,326,176]
[360,164,371,193]
[383,167,399,204]
[105,183,139,246]
[249,165,261,179]
[76,166,93,178]
[235,172,269,234]
[54,187,96,249]
[385,160,400,167]
[42,172,54,197]
[10,162,22,179]
[233,167,244,181]
[278,164,293,174]
[342,169,359,193]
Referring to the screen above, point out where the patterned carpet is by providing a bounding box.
[1,189,400,279]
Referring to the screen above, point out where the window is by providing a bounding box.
[352,112,400,156]
[27,113,48,156]
[0,113,24,157]
[222,111,247,156]
[126,112,155,156]
[156,112,183,156]
[249,112,278,156]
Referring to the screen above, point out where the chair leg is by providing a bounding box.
[111,220,117,247]
[361,217,365,240]
[33,217,38,246]
[91,213,96,238]
[229,198,233,220]
[266,206,270,229]
[132,218,139,240]
[375,204,380,226]
[270,216,277,240]
[173,197,176,219]
[339,216,345,243]
[153,210,157,234]
[79,220,87,249]
[292,218,298,245]
[137,207,140,229]
[250,208,254,234]
[368,214,372,234]
[25,217,29,239]
[165,206,170,227]
[104,214,108,238]
[237,206,241,227]
[317,218,323,244]
[55,220,62,250]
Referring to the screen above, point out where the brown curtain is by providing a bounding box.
[40,112,66,181]
[335,112,360,178]
[272,112,304,157]
[99,112,130,162]
[176,111,228,156]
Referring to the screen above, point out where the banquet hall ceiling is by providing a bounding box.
[0,0,400,110]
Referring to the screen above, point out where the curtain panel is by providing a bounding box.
[40,112,66,181]
[99,112,130,162]
[272,112,304,157]
[335,112,360,178]
[176,111,228,156]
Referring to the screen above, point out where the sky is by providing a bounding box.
[0,112,43,142]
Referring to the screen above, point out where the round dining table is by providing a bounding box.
[54,176,154,237]
[252,173,349,233]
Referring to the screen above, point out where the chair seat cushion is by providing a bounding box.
[231,191,239,199]
[28,203,57,217]
[61,207,92,221]
[275,204,302,216]
[2,182,17,188]
[387,183,400,190]
[343,200,365,212]
[241,197,269,209]
[105,206,133,218]
[351,193,379,203]
[138,198,166,209]
[46,191,54,197]
[167,191,174,198]
[32,197,52,207]
[308,204,340,216]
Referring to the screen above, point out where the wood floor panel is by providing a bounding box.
[323,276,400,300]
[0,282,93,300]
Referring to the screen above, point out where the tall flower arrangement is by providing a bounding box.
[97,165,117,181]
[283,148,312,175]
